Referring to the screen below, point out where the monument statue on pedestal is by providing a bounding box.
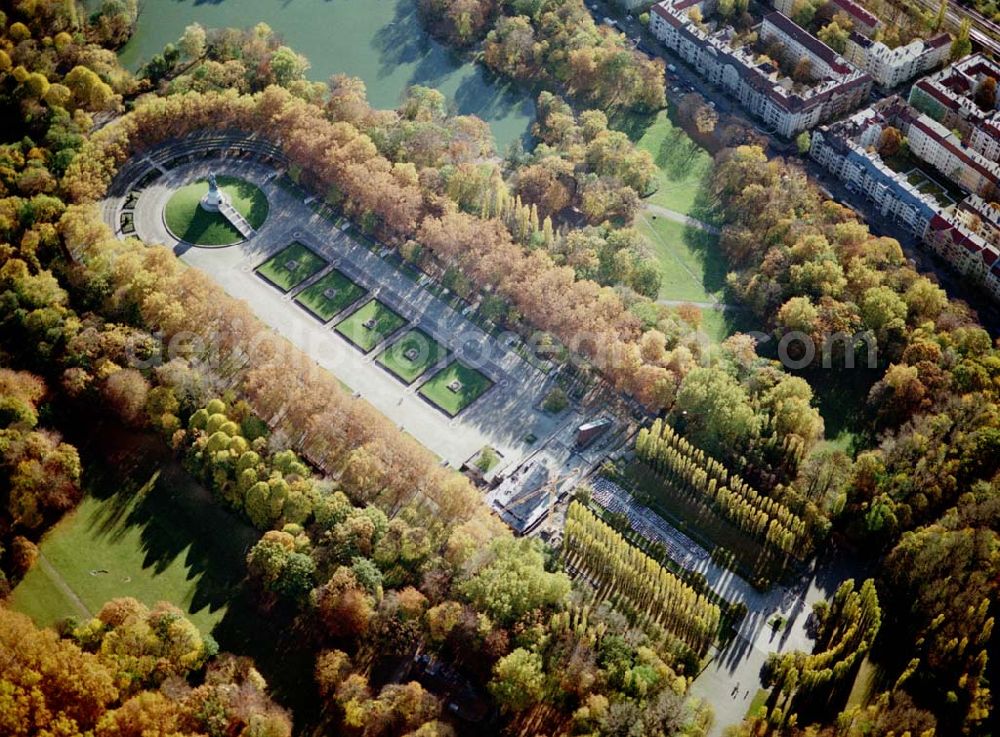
[199,171,228,212]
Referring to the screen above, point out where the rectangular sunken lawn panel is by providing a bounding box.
[256,242,327,292]
[334,299,407,352]
[419,361,494,416]
[377,329,448,384]
[295,269,366,322]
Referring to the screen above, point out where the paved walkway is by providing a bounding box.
[657,298,745,312]
[691,550,865,736]
[37,551,91,620]
[218,199,256,238]
[643,202,721,235]
[121,157,567,472]
[638,209,738,314]
[590,477,860,736]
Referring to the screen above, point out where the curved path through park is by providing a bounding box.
[36,550,92,620]
[643,202,721,235]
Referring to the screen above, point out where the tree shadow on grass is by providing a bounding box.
[211,592,323,725]
[72,421,259,625]
[658,128,707,183]
[794,367,880,454]
[687,170,720,225]
[220,175,269,228]
[681,225,728,296]
[63,417,323,724]
[609,109,658,142]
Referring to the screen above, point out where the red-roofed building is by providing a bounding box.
[906,114,1000,197]
[649,1,871,136]
[772,0,880,36]
[909,54,1000,163]
[827,0,880,36]
[925,213,1000,299]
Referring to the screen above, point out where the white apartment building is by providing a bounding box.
[970,122,1000,162]
[909,54,1000,164]
[905,114,1000,198]
[844,32,951,88]
[649,0,871,136]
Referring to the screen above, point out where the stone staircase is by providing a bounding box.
[218,199,256,239]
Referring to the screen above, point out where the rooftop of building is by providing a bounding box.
[828,0,880,30]
[959,193,1000,230]
[917,54,1000,116]
[652,0,870,112]
[909,114,1000,182]
[762,11,852,74]
[861,32,951,62]
[815,98,950,211]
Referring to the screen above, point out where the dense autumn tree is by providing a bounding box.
[0,607,119,735]
[877,126,903,158]
[418,0,497,46]
[489,648,545,712]
[459,537,570,626]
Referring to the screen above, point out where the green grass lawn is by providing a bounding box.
[791,366,881,456]
[419,361,494,416]
[699,308,734,344]
[294,269,366,322]
[846,655,880,708]
[746,688,769,719]
[637,212,726,303]
[335,299,407,352]
[9,458,258,635]
[634,110,715,217]
[377,329,448,384]
[256,242,328,292]
[164,175,268,246]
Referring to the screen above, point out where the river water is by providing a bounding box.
[116,0,534,149]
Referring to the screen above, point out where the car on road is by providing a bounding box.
[667,63,677,72]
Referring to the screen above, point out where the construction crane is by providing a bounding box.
[512,468,582,535]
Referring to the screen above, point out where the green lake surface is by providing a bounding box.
[116,0,535,148]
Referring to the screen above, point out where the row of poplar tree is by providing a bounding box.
[563,501,721,660]
[763,578,882,722]
[635,419,806,556]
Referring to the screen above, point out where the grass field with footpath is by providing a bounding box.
[294,268,366,322]
[335,299,407,352]
[256,242,327,292]
[9,443,258,635]
[377,329,448,383]
[637,213,725,303]
[635,110,715,217]
[419,361,494,416]
[164,175,268,246]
